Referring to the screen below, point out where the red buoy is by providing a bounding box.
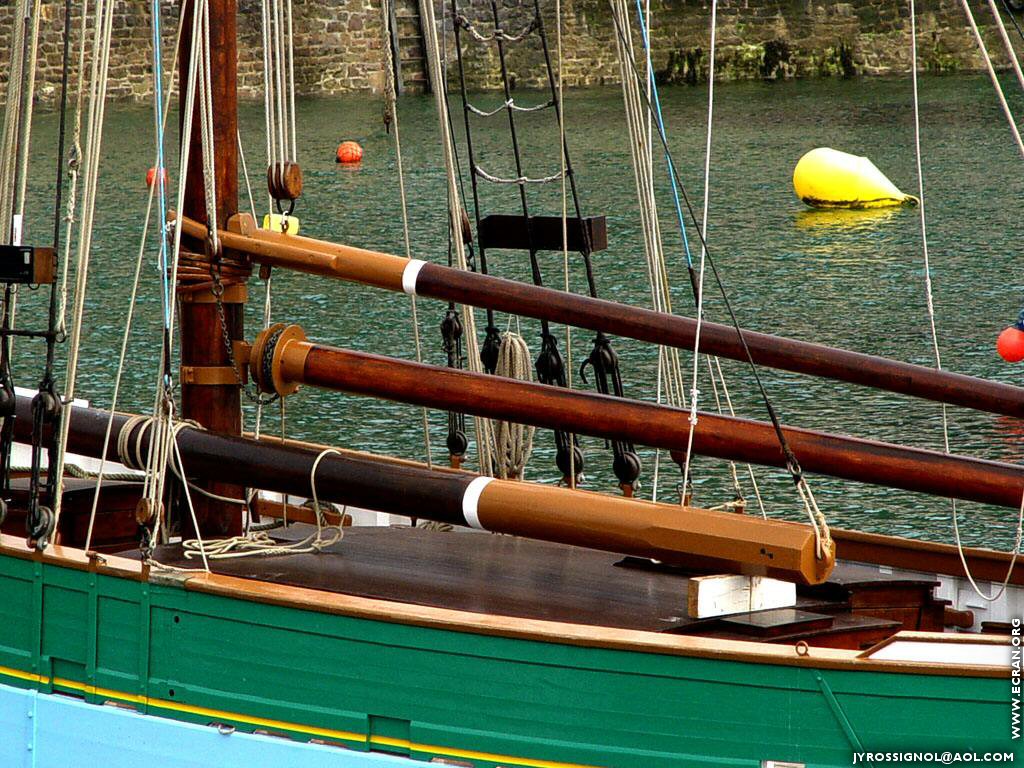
[146,166,168,189]
[336,141,363,164]
[997,325,1024,362]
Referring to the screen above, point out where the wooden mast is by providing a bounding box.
[178,0,244,536]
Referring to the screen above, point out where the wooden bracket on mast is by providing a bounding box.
[180,364,246,386]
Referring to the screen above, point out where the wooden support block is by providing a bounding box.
[687,574,796,619]
[0,245,55,284]
[477,214,607,253]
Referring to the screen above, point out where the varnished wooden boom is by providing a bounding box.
[11,396,832,585]
[174,213,1024,419]
[265,333,1024,509]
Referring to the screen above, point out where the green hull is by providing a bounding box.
[0,553,1015,767]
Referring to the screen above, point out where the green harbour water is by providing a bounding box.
[14,73,1024,549]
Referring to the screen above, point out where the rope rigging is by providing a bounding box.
[607,0,829,555]
[910,0,1022,600]
[620,0,762,514]
[85,0,186,553]
[380,0,433,470]
[0,0,73,538]
[465,98,554,117]
[450,0,640,491]
[420,0,497,478]
[262,0,301,220]
[47,0,119,548]
[453,11,538,43]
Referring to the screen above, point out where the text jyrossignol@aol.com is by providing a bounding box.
[853,753,1015,764]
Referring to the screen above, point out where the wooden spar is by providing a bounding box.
[172,213,1024,419]
[178,0,244,536]
[10,396,833,585]
[253,327,1024,509]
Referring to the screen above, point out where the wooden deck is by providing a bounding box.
[137,525,946,648]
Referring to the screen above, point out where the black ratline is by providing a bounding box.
[606,3,805,482]
[997,0,1024,45]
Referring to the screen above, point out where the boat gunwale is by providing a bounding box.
[0,532,1006,680]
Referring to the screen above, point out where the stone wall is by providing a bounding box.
[450,0,1014,89]
[1,0,1016,100]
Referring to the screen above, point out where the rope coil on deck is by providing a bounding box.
[116,415,344,561]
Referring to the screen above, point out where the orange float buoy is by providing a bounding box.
[336,141,363,164]
[146,166,168,189]
[998,324,1024,363]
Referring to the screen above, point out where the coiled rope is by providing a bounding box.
[181,447,343,560]
[114,418,342,561]
[488,332,535,480]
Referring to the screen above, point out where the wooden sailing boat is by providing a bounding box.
[0,0,1019,764]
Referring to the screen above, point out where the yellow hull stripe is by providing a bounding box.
[0,663,598,768]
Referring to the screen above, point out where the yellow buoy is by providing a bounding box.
[793,148,918,209]
[262,213,300,234]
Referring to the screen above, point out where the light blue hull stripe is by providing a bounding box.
[0,681,415,768]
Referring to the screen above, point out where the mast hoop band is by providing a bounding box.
[461,476,494,530]
[402,259,427,295]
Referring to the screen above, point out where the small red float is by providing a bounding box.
[336,141,363,164]
[146,166,168,189]
[997,324,1024,363]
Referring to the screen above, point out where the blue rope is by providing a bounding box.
[632,0,693,268]
[149,0,172,386]
[150,0,171,333]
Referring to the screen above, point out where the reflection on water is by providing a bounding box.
[15,74,1024,549]
[793,207,901,231]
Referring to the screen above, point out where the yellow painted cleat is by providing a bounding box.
[793,147,918,210]
[262,213,300,234]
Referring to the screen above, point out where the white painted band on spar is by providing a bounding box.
[402,259,427,295]
[461,476,494,530]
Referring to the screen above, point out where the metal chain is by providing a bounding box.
[208,260,278,406]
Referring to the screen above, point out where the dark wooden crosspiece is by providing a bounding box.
[477,215,607,253]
